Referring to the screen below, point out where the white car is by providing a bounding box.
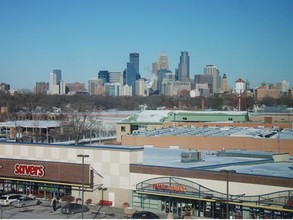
[11,196,42,208]
[0,194,23,206]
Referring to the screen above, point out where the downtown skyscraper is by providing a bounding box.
[176,51,190,82]
[126,52,140,95]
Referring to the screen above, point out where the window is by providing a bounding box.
[121,126,126,132]
[183,117,187,120]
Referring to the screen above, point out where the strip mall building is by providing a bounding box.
[0,142,292,219]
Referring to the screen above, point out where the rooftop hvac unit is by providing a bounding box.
[181,150,202,163]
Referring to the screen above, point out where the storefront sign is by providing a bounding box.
[14,163,45,177]
[152,183,185,192]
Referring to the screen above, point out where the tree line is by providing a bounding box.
[0,90,292,113]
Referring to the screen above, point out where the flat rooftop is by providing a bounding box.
[139,147,293,179]
[136,126,293,140]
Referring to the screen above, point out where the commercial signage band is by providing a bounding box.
[152,183,185,192]
[14,163,45,177]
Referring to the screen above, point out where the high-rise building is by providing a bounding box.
[220,74,230,92]
[197,64,221,94]
[152,54,169,74]
[176,51,190,82]
[98,70,110,84]
[35,82,49,94]
[88,78,103,95]
[49,69,62,95]
[109,72,123,84]
[135,79,145,96]
[126,52,140,95]
[276,80,290,95]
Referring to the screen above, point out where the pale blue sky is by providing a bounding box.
[1,0,293,90]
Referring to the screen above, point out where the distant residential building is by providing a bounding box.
[98,70,110,84]
[119,85,132,96]
[35,82,49,94]
[255,83,281,101]
[276,80,290,96]
[88,78,103,95]
[288,89,293,100]
[176,51,190,82]
[66,82,85,94]
[0,83,10,93]
[60,80,66,95]
[135,79,145,96]
[105,83,120,96]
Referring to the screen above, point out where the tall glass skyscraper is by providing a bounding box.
[126,52,140,95]
[49,69,62,94]
[177,51,190,82]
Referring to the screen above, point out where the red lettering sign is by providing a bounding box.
[152,183,185,192]
[14,163,45,177]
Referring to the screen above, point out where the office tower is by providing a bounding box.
[88,78,103,95]
[176,51,190,82]
[109,72,123,84]
[49,69,62,95]
[200,64,221,94]
[126,52,140,95]
[157,69,173,95]
[98,70,110,84]
[35,82,49,94]
[220,74,230,92]
[152,54,169,74]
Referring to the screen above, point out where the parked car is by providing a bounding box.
[131,211,160,219]
[61,203,89,214]
[11,196,42,208]
[0,194,22,206]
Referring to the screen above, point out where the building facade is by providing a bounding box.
[176,51,190,82]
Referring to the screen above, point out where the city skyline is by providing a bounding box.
[1,0,293,90]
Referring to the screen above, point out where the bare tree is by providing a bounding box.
[68,111,99,145]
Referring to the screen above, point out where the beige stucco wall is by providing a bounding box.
[0,142,143,207]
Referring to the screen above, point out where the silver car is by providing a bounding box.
[11,196,42,208]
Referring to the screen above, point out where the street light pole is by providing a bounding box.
[221,169,236,219]
[77,154,89,219]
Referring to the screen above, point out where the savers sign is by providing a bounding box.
[14,163,45,177]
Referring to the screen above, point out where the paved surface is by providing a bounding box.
[0,199,171,219]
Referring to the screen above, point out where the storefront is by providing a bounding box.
[0,158,92,199]
[132,176,293,219]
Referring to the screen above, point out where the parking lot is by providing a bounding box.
[0,200,129,219]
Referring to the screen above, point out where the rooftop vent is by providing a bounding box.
[181,150,202,163]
